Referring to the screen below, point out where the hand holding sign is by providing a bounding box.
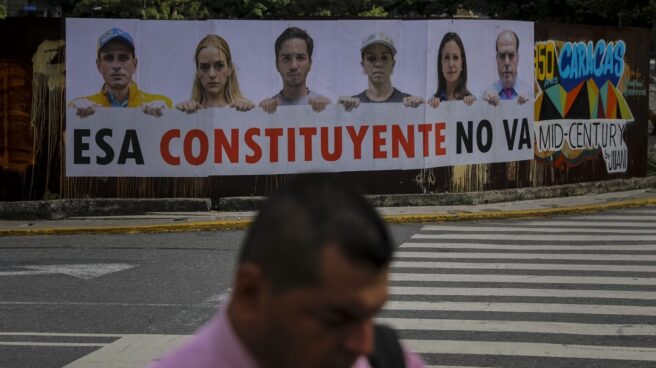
[70,98,100,118]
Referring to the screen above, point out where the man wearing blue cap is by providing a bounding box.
[69,27,172,118]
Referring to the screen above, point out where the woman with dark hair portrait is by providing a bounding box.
[176,34,254,113]
[428,32,475,108]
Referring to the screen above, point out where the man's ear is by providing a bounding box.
[132,57,138,73]
[231,262,269,319]
[96,58,101,72]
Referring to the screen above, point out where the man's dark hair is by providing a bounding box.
[239,176,392,292]
[274,27,314,62]
[496,30,519,53]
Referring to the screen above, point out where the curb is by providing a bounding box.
[382,197,656,223]
[0,198,211,220]
[218,176,656,210]
[2,196,655,237]
[1,177,654,219]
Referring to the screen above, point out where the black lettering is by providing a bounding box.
[539,124,551,150]
[477,120,493,153]
[74,129,91,164]
[519,118,532,149]
[95,128,114,165]
[456,121,473,154]
[118,130,144,165]
[503,119,518,150]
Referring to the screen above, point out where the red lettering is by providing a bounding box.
[160,129,180,165]
[320,126,343,161]
[391,124,415,158]
[265,128,283,163]
[287,128,296,162]
[245,128,262,164]
[373,125,387,159]
[214,129,239,163]
[183,129,208,166]
[435,122,446,156]
[299,127,317,161]
[418,124,433,157]
[346,126,369,159]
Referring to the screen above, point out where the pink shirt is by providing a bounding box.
[148,302,426,368]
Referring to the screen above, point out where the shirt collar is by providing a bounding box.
[104,85,129,107]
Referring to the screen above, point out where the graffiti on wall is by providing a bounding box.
[534,39,634,173]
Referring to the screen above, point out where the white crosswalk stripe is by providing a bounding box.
[392,261,656,272]
[384,206,656,367]
[388,286,656,300]
[401,242,656,250]
[421,225,656,234]
[395,251,656,261]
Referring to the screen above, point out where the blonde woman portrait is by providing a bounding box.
[176,34,254,113]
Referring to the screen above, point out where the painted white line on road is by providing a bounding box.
[391,261,656,273]
[0,342,106,347]
[0,332,121,337]
[0,301,208,307]
[388,286,656,300]
[63,334,189,368]
[390,272,656,285]
[411,233,656,241]
[420,225,656,234]
[400,242,656,251]
[395,251,656,262]
[384,301,656,316]
[514,221,656,228]
[562,215,656,221]
[0,263,136,279]
[404,339,656,361]
[377,317,656,336]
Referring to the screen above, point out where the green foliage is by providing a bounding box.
[464,0,656,27]
[56,0,656,26]
[0,5,6,20]
[205,0,395,18]
[72,0,209,19]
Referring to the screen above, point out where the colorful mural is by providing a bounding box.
[534,39,637,173]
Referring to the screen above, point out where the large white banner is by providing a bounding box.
[66,18,534,177]
[66,102,533,176]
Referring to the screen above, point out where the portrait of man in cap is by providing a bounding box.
[339,32,423,111]
[69,27,173,118]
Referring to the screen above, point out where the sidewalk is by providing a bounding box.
[1,177,655,236]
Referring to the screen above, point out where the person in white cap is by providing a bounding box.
[69,27,172,118]
[339,32,423,111]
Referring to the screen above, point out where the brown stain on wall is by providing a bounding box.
[450,164,490,193]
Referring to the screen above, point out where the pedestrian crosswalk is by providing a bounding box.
[381,206,656,367]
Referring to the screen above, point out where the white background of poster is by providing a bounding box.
[425,19,533,100]
[66,102,533,177]
[67,19,531,106]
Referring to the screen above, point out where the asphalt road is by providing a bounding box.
[0,224,420,367]
[2,208,656,367]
